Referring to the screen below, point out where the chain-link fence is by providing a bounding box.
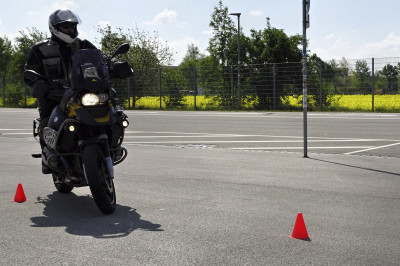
[0,74,32,108]
[2,57,400,111]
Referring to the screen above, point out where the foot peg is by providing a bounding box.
[32,153,41,158]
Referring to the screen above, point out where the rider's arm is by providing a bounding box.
[24,46,44,87]
[24,45,55,98]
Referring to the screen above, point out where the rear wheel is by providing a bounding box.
[52,173,74,193]
[81,144,116,214]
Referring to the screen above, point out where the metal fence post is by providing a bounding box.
[231,66,234,109]
[273,63,277,109]
[132,77,136,109]
[24,84,27,108]
[159,68,162,110]
[320,61,323,111]
[2,76,5,108]
[371,58,375,112]
[127,78,131,109]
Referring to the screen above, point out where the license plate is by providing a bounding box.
[43,127,58,149]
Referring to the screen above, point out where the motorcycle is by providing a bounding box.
[24,43,133,214]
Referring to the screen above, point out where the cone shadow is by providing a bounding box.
[288,236,311,242]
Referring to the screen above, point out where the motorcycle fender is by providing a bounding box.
[75,108,116,126]
[95,111,110,123]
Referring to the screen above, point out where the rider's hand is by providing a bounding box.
[47,87,65,102]
[32,81,52,98]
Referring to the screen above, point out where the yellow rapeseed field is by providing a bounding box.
[6,94,399,112]
[282,94,400,112]
[128,94,400,112]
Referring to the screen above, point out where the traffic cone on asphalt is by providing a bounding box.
[289,212,309,239]
[13,183,27,203]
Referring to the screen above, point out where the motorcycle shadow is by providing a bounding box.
[30,191,163,238]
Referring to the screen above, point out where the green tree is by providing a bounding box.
[0,36,12,107]
[207,0,239,107]
[208,0,236,66]
[182,44,203,64]
[248,18,302,64]
[97,25,174,107]
[379,64,398,93]
[97,25,173,69]
[6,28,47,107]
[0,36,12,77]
[246,18,302,109]
[178,44,204,100]
[353,60,371,93]
[332,57,352,94]
[11,28,48,77]
[307,53,336,108]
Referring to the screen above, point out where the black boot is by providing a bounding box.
[42,161,53,174]
[39,137,52,174]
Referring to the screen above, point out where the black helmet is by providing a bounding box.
[48,9,81,44]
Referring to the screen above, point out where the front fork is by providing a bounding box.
[78,126,114,179]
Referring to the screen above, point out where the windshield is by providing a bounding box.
[70,49,110,91]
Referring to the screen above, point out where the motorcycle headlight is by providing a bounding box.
[81,93,99,106]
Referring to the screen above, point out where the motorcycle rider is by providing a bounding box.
[24,9,97,174]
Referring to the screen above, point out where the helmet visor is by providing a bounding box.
[51,10,82,26]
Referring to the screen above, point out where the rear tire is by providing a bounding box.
[52,173,74,193]
[81,144,116,214]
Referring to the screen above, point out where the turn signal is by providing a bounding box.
[122,120,129,128]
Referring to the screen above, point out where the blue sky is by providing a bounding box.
[1,0,400,65]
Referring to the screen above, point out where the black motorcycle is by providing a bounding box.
[24,44,133,214]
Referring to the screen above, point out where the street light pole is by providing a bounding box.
[302,0,310,158]
[230,12,241,109]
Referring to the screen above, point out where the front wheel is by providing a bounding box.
[81,144,116,214]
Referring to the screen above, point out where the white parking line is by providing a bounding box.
[123,139,384,144]
[125,131,400,142]
[231,146,373,150]
[0,129,30,131]
[344,142,400,155]
[1,133,32,135]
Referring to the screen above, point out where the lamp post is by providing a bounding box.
[229,12,241,109]
[302,0,310,158]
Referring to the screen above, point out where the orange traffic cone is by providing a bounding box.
[13,183,27,203]
[289,212,309,239]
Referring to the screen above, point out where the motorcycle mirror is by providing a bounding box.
[23,70,46,81]
[112,43,130,58]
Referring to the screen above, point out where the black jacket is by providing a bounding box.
[24,35,96,98]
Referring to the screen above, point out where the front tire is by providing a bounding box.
[81,144,116,214]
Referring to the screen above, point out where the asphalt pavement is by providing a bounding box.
[0,109,399,265]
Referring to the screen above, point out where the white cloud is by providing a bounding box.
[202,30,213,36]
[162,36,205,65]
[361,33,400,57]
[312,32,400,61]
[143,9,178,26]
[250,10,263,17]
[97,21,111,28]
[311,35,353,60]
[41,1,81,18]
[50,1,80,11]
